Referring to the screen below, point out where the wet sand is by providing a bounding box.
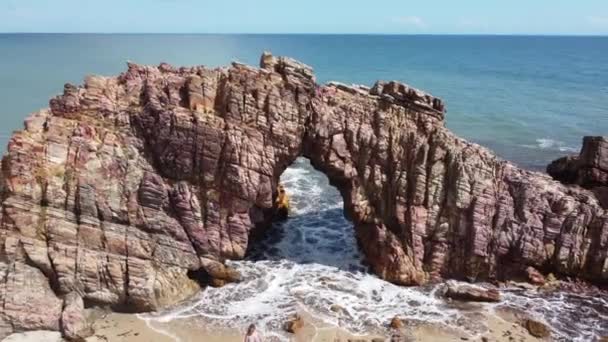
[78,307,542,342]
[84,310,383,342]
[0,306,544,342]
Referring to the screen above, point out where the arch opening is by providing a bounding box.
[246,156,367,272]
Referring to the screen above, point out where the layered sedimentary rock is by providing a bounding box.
[0,52,606,337]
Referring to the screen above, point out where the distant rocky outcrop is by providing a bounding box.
[0,52,606,338]
[548,136,608,208]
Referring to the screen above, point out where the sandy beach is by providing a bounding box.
[67,307,542,342]
[82,309,384,342]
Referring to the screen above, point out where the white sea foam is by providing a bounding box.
[534,138,578,152]
[495,288,608,341]
[141,157,607,341]
[138,316,183,342]
[144,260,466,341]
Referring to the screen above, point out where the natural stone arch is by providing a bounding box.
[128,52,435,285]
[0,52,606,338]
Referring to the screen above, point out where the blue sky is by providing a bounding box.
[1,0,608,35]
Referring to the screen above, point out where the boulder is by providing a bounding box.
[283,314,304,333]
[525,266,546,285]
[130,265,201,311]
[443,281,501,302]
[330,304,345,313]
[507,281,536,290]
[524,319,551,338]
[541,273,561,291]
[200,258,241,283]
[209,278,227,287]
[60,292,93,341]
[389,316,405,329]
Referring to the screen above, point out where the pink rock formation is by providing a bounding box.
[60,292,92,341]
[0,52,606,337]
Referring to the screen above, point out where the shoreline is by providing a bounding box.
[69,304,544,342]
[5,281,605,341]
[0,303,562,342]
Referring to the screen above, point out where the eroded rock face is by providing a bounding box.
[1,52,607,334]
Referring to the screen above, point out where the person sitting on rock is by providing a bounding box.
[275,184,290,220]
[244,324,262,342]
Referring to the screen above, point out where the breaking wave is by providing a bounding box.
[526,138,578,153]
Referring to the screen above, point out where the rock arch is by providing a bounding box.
[0,52,606,337]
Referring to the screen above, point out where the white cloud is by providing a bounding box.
[392,16,428,29]
[587,15,608,28]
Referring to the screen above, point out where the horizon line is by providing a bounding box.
[1,32,607,37]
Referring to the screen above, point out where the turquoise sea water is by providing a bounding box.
[0,34,607,169]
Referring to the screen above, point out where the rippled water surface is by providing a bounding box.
[143,158,608,341]
[1,35,608,170]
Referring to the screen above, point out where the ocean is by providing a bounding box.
[1,34,607,169]
[1,34,607,341]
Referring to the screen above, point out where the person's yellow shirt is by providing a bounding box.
[276,191,290,210]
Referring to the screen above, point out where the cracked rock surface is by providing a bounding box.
[0,52,606,337]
